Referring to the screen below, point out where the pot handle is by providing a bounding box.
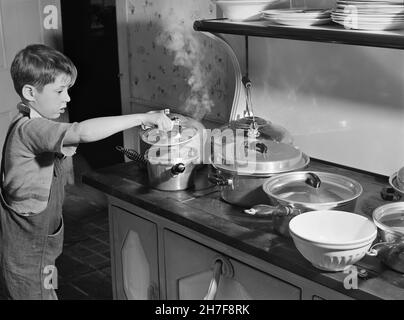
[115,146,147,168]
[140,108,171,130]
[208,173,234,188]
[367,237,404,256]
[380,187,402,201]
[304,172,321,189]
[171,163,186,176]
[244,204,301,218]
[366,241,392,256]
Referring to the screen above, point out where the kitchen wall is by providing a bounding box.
[221,0,404,176]
[118,0,404,176]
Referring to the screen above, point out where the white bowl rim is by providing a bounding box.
[289,210,377,246]
[289,228,376,249]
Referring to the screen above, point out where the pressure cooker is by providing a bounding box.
[208,115,310,208]
[117,110,208,191]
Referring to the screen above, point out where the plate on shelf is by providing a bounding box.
[332,17,404,30]
[261,8,331,19]
[263,17,332,26]
[261,8,332,26]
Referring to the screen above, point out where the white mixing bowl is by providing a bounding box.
[289,210,377,271]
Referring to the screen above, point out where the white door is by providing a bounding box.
[0,0,62,158]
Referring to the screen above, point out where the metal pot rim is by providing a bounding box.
[211,153,310,176]
[262,171,363,207]
[372,202,404,237]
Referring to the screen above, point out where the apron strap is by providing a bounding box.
[1,117,23,189]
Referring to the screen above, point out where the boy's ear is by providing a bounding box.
[21,84,36,102]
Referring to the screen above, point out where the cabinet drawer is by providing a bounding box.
[164,229,301,300]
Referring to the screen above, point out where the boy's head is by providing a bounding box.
[10,44,77,119]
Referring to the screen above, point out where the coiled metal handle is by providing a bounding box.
[115,146,147,167]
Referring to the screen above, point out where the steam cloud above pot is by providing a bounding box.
[156,21,214,121]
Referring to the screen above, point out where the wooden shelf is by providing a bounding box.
[193,19,404,50]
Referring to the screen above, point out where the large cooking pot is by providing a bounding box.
[244,171,363,236]
[367,202,404,273]
[209,136,310,207]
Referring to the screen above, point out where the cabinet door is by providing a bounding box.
[110,205,159,300]
[164,230,301,300]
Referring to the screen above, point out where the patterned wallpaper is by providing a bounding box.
[126,0,233,122]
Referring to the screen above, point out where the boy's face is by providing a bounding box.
[31,73,72,119]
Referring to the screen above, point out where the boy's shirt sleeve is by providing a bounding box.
[19,118,80,156]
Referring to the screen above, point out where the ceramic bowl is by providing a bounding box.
[215,0,280,20]
[289,210,377,271]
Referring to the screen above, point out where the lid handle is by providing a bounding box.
[304,172,321,189]
[244,141,268,156]
[171,163,186,175]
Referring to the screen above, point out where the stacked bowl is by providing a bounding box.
[215,0,282,20]
[289,210,377,271]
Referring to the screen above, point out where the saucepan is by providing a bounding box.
[366,202,404,273]
[116,145,200,191]
[244,171,363,237]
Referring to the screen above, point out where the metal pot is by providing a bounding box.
[244,171,363,237]
[209,153,310,208]
[209,137,310,207]
[145,145,200,191]
[116,145,200,191]
[367,202,404,273]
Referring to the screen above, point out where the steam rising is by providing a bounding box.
[156,23,214,120]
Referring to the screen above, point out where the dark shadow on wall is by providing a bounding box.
[61,0,123,170]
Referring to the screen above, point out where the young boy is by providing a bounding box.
[0,44,173,300]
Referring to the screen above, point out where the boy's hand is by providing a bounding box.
[142,110,174,131]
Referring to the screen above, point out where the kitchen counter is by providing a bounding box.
[82,159,404,300]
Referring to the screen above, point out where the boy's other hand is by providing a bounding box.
[142,110,174,131]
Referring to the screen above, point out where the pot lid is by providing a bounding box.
[212,139,309,176]
[226,116,293,145]
[145,145,199,165]
[141,113,201,147]
[262,171,363,205]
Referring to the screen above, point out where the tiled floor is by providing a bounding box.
[56,172,113,300]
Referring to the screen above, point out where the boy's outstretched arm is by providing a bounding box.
[63,112,173,145]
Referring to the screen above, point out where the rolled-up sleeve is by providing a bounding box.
[19,118,80,156]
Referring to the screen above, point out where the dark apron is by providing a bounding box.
[0,118,65,300]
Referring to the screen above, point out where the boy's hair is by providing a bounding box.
[10,44,77,97]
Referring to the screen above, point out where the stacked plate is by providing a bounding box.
[331,0,404,30]
[261,8,332,26]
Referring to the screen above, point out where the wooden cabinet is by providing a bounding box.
[108,198,353,300]
[164,229,301,300]
[110,205,160,300]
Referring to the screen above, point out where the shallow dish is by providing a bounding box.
[289,210,377,271]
